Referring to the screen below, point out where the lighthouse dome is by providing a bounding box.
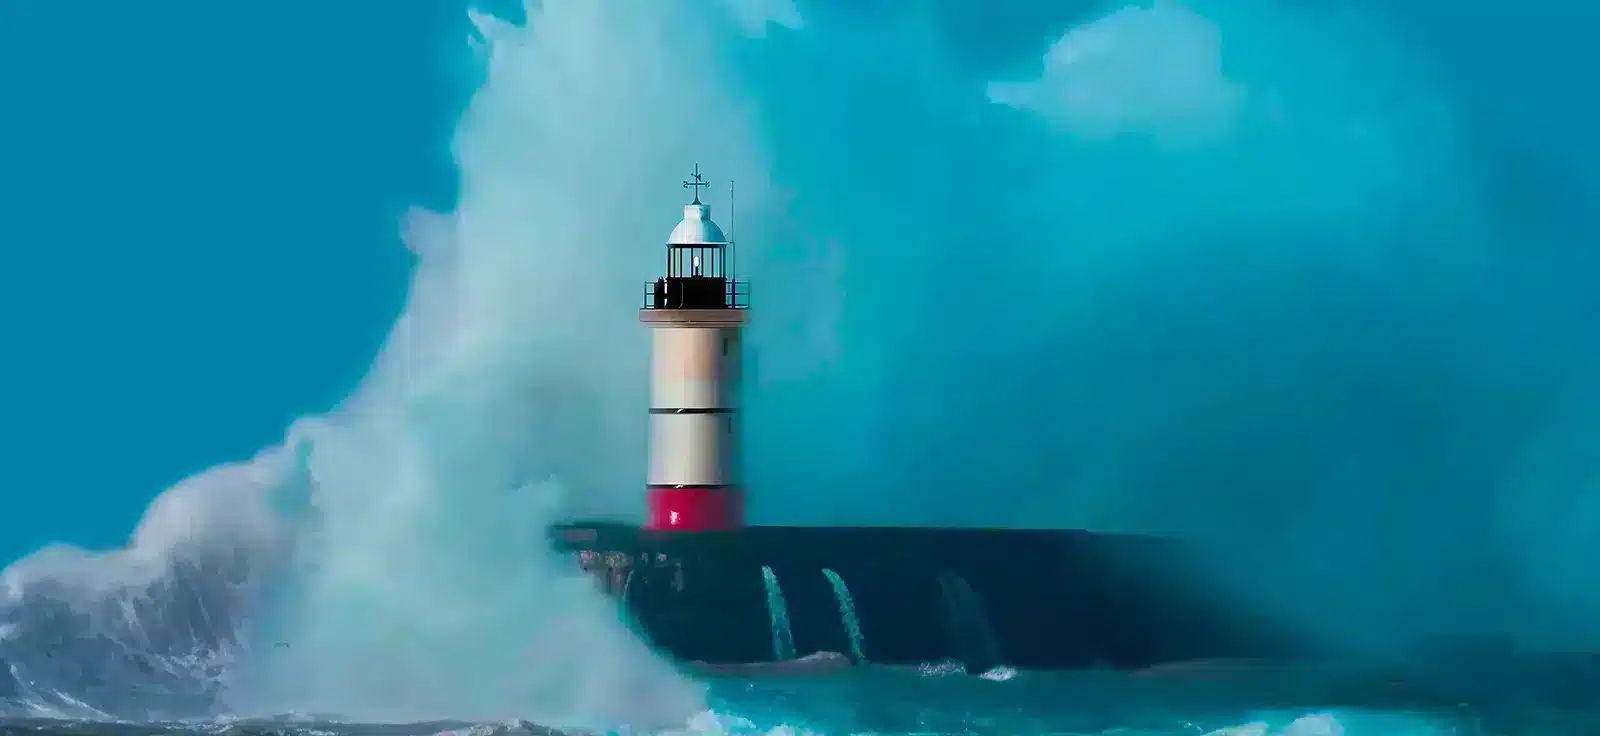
[668,204,729,246]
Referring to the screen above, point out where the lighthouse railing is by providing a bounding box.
[643,277,750,310]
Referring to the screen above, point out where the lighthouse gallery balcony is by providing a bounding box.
[644,276,750,310]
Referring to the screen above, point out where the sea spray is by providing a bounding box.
[220,0,798,723]
[733,0,1600,652]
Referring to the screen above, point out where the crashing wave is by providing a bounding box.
[0,443,305,719]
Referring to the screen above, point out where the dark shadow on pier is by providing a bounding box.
[551,523,1310,670]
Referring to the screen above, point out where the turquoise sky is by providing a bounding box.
[0,3,474,562]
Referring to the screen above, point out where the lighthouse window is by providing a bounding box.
[722,337,729,356]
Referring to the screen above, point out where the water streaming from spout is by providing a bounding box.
[936,570,1002,672]
[759,566,796,661]
[620,568,636,608]
[821,568,867,662]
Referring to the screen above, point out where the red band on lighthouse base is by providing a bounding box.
[646,486,744,531]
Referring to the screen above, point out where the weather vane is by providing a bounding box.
[682,164,710,205]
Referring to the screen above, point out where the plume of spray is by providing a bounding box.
[7,0,792,726]
[227,1,800,725]
[725,0,1600,655]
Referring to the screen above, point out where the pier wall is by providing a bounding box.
[555,524,1309,669]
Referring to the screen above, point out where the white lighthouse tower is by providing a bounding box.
[641,165,749,532]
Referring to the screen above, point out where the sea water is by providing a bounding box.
[0,665,1568,734]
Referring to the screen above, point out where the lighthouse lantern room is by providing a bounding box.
[641,165,749,532]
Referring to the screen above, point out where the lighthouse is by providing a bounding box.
[641,165,749,532]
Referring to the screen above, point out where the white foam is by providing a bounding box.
[228,0,785,721]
